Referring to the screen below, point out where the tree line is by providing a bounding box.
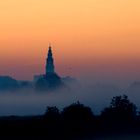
[0,94,139,139]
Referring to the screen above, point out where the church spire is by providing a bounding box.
[46,45,55,74]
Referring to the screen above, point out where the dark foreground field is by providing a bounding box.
[0,115,140,140]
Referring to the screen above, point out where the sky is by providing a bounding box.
[0,0,140,85]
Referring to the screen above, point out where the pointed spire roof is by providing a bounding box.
[49,43,51,49]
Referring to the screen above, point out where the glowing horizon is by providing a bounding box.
[0,0,140,83]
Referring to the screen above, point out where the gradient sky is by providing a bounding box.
[0,0,140,84]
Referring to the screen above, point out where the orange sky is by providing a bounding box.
[0,0,140,82]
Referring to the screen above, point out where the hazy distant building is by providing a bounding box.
[0,76,19,91]
[18,80,33,89]
[33,75,45,83]
[35,45,64,91]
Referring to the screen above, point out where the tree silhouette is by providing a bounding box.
[62,101,94,125]
[101,95,137,125]
[44,106,60,125]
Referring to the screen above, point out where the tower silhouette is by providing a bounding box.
[35,44,64,91]
[46,46,55,74]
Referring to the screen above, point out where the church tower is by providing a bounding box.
[46,45,55,75]
[35,44,64,91]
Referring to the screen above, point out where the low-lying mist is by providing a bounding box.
[0,81,139,116]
